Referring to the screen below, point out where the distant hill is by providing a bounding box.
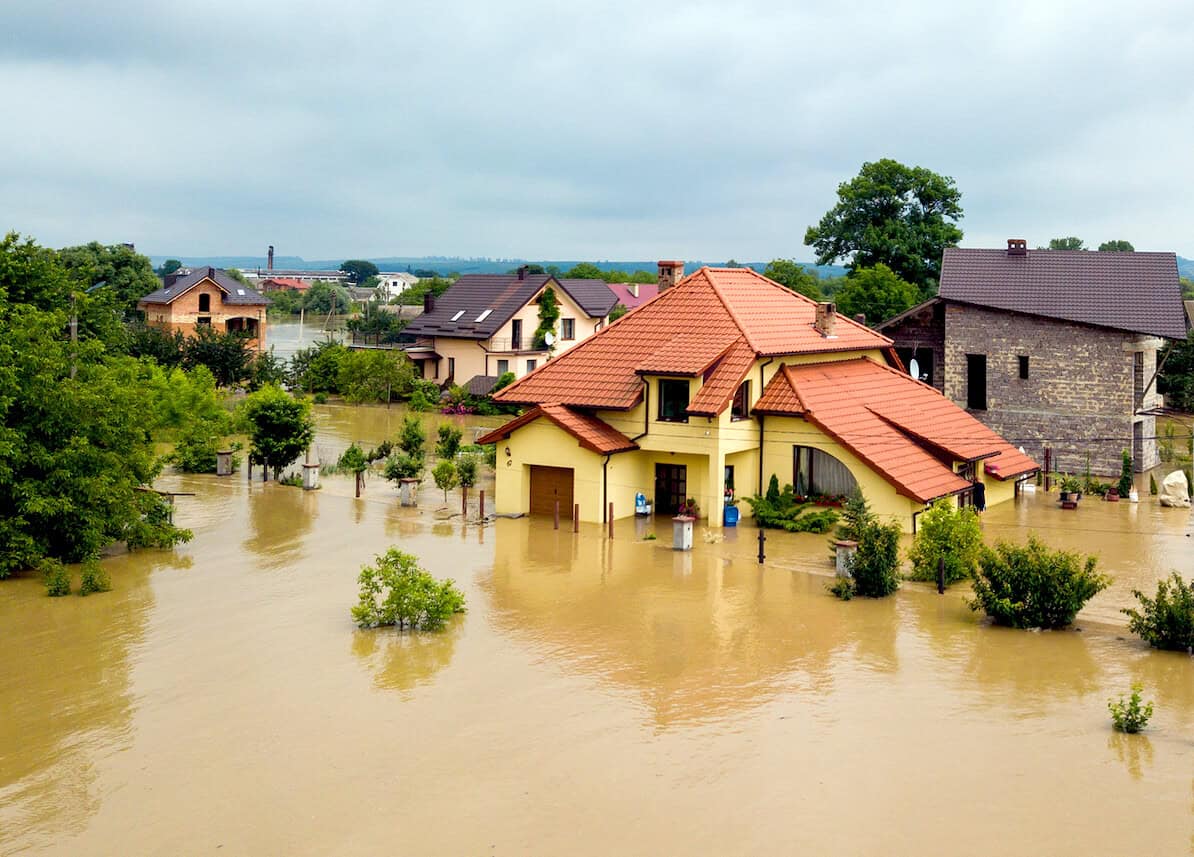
[1177,256,1193,279]
[146,254,847,279]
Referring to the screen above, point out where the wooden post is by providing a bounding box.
[608,503,614,539]
[757,527,766,563]
[462,486,468,518]
[937,556,946,594]
[573,503,579,533]
[554,500,560,530]
[479,490,485,520]
[1044,447,1052,491]
[355,472,362,498]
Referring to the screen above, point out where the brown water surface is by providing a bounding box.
[2,420,1193,854]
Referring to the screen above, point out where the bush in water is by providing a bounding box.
[907,498,983,586]
[79,557,111,596]
[1123,572,1194,652]
[969,536,1109,629]
[351,549,465,631]
[432,459,459,502]
[41,558,71,597]
[848,519,902,598]
[1108,684,1153,734]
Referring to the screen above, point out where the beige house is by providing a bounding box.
[402,267,619,392]
[138,267,270,350]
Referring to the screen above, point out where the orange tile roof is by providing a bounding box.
[495,267,891,410]
[756,359,1039,503]
[686,338,757,417]
[636,333,732,376]
[476,404,638,455]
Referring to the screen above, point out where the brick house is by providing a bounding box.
[878,241,1188,475]
[138,266,270,350]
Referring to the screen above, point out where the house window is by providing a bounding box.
[448,357,455,379]
[511,319,522,350]
[526,359,537,373]
[197,317,211,326]
[496,359,509,375]
[1018,355,1029,379]
[561,318,576,340]
[658,379,690,422]
[198,293,211,312]
[966,354,987,410]
[731,381,750,420]
[793,446,857,499]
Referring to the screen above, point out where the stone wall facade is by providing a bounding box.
[942,303,1159,476]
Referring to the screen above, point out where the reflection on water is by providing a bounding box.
[1,467,1193,855]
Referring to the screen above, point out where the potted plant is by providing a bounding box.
[1059,474,1081,502]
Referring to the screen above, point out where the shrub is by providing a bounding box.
[432,459,459,502]
[457,454,479,489]
[171,424,221,473]
[1108,684,1153,734]
[907,499,983,586]
[848,520,902,597]
[828,577,854,600]
[436,423,463,460]
[398,415,426,458]
[337,443,369,475]
[1122,572,1194,651]
[41,558,71,597]
[1117,449,1133,498]
[384,452,424,481]
[313,392,329,404]
[79,558,111,595]
[461,443,497,469]
[744,479,840,533]
[835,487,873,542]
[351,549,465,630]
[408,380,440,412]
[1149,473,1158,495]
[969,536,1109,629]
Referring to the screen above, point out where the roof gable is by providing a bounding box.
[139,267,269,306]
[939,248,1185,338]
[477,404,638,455]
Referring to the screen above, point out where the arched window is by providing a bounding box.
[198,293,211,312]
[793,446,857,499]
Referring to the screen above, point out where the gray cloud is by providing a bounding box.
[3,0,1193,260]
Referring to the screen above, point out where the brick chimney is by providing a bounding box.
[658,260,684,292]
[517,265,528,281]
[423,292,436,313]
[267,245,274,271]
[814,301,837,338]
[1007,238,1027,256]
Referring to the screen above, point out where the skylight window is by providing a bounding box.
[237,288,245,295]
[451,310,465,321]
[475,309,492,323]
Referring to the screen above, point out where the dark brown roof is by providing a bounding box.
[403,274,615,340]
[139,266,270,307]
[463,374,499,396]
[939,248,1185,339]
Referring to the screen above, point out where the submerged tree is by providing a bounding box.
[237,384,315,478]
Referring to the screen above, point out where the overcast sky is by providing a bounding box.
[3,0,1192,262]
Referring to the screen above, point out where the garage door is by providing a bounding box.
[529,465,574,517]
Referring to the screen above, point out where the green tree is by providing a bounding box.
[1158,332,1194,412]
[58,241,160,316]
[290,340,349,393]
[399,415,426,458]
[338,350,415,404]
[1098,240,1135,252]
[1045,237,1086,250]
[436,423,463,459]
[338,443,370,497]
[183,325,253,387]
[457,454,479,489]
[341,260,380,284]
[534,286,560,349]
[351,548,465,630]
[833,264,920,324]
[564,262,604,279]
[432,458,459,502]
[394,276,454,306]
[804,159,963,293]
[155,259,183,277]
[763,259,823,300]
[303,282,352,314]
[125,321,184,367]
[223,267,248,285]
[907,499,983,585]
[969,536,1109,629]
[237,384,315,478]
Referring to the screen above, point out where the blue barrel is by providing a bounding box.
[723,505,739,527]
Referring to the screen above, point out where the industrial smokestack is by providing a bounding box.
[267,245,275,271]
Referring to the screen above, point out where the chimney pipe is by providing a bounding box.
[657,260,684,292]
[628,283,638,298]
[268,245,275,271]
[423,292,436,313]
[517,265,528,281]
[815,301,837,338]
[854,313,866,326]
[1006,238,1027,257]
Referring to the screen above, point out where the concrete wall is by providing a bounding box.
[943,304,1159,475]
[141,279,267,350]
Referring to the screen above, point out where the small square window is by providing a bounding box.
[496,359,509,375]
[561,318,576,340]
[1018,355,1029,379]
[526,359,537,373]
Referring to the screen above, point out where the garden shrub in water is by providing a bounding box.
[457,454,479,489]
[1117,449,1133,498]
[969,536,1109,629]
[432,459,459,502]
[1122,572,1194,652]
[1108,684,1153,734]
[398,415,426,458]
[744,476,840,534]
[848,520,902,598]
[384,451,424,482]
[435,423,463,460]
[351,549,465,630]
[907,498,982,586]
[828,576,854,600]
[79,558,111,596]
[41,558,71,597]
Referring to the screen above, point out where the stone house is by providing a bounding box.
[878,241,1188,475]
[138,266,270,350]
[478,264,1037,531]
[401,267,619,391]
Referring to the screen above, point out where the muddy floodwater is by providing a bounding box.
[2,407,1193,855]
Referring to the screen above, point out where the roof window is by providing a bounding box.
[237,289,245,295]
[475,309,492,323]
[451,310,465,321]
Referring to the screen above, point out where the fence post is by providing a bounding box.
[1044,447,1052,491]
[937,556,945,594]
[479,490,485,520]
[554,500,560,530]
[608,503,614,539]
[757,527,766,563]
[573,503,579,533]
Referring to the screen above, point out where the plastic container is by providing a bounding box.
[723,505,739,527]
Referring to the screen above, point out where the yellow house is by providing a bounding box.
[479,265,1038,531]
[402,268,618,391]
[138,266,270,351]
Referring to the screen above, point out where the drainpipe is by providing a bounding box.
[756,358,773,495]
[630,378,650,442]
[602,453,611,522]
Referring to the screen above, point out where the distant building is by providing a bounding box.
[606,281,660,313]
[259,277,311,292]
[376,272,419,300]
[139,267,270,350]
[878,240,1188,475]
[241,268,345,283]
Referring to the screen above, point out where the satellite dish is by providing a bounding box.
[544,331,556,346]
[908,357,920,379]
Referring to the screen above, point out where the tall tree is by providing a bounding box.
[564,262,604,280]
[1098,240,1135,252]
[156,259,182,277]
[237,384,315,477]
[833,264,920,324]
[58,241,160,315]
[763,259,822,300]
[804,159,963,294]
[341,259,380,284]
[1044,237,1086,250]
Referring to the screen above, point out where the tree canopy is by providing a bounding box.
[763,259,822,300]
[804,159,963,294]
[833,264,920,324]
[58,241,160,316]
[237,384,314,476]
[1044,237,1085,250]
[341,259,380,284]
[1098,239,1135,252]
